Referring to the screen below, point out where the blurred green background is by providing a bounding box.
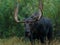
[0,0,60,38]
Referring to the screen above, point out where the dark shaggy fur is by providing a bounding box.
[25,17,53,45]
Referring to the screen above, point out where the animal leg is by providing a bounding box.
[40,36,45,45]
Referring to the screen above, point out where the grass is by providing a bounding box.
[0,37,60,45]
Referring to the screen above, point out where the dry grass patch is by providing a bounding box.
[0,37,60,45]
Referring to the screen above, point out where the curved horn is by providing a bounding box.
[14,0,25,23]
[39,0,43,11]
[14,2,20,22]
[38,0,43,19]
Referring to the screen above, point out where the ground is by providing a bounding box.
[0,37,60,45]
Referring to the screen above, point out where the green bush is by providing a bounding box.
[0,0,60,38]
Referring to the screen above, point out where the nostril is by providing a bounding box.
[25,32,30,36]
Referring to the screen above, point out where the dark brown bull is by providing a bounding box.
[14,0,53,45]
[23,14,53,45]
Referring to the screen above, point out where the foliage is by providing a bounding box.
[0,0,60,38]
